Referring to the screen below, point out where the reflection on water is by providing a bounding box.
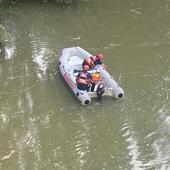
[153,104,170,169]
[121,122,143,170]
[31,35,50,79]
[0,0,170,169]
[74,113,90,169]
[0,25,16,60]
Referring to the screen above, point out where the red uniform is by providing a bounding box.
[76,71,92,91]
[82,54,103,70]
[82,57,95,69]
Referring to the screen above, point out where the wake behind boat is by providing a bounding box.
[58,47,124,105]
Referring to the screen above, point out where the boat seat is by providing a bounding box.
[73,72,79,77]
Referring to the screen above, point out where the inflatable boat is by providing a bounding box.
[58,47,124,105]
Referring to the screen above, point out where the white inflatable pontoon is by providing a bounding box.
[58,47,124,105]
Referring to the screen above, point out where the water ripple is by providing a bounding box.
[0,111,9,130]
[73,113,90,169]
[30,32,56,80]
[0,25,16,60]
[121,122,143,170]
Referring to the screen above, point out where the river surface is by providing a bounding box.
[0,0,170,170]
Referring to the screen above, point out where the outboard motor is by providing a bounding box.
[96,83,105,101]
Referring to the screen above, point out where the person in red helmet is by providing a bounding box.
[83,64,90,71]
[93,54,104,65]
[76,65,93,91]
[82,54,104,70]
[82,57,95,70]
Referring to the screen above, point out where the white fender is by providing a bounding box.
[76,91,91,105]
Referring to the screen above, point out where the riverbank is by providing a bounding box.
[0,0,77,6]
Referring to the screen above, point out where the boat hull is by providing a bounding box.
[58,47,124,105]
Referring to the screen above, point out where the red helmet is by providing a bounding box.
[97,54,104,60]
[83,64,90,71]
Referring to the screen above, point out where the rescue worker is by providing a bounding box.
[82,54,104,70]
[76,65,92,91]
[91,72,101,82]
[91,72,101,92]
[93,54,104,65]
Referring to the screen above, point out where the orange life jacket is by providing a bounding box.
[93,55,102,64]
[84,57,95,68]
[76,72,89,85]
[76,77,89,85]
[93,55,99,61]
[79,72,88,79]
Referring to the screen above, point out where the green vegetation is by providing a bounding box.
[0,0,77,6]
